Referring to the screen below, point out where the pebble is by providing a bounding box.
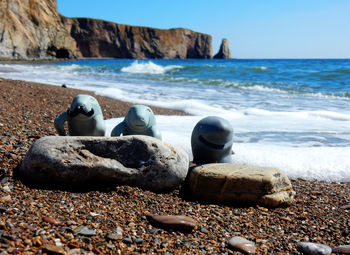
[43,216,63,226]
[5,221,14,228]
[106,231,123,241]
[332,245,350,254]
[200,227,209,234]
[135,238,144,244]
[297,241,332,255]
[67,248,82,255]
[2,186,11,192]
[123,236,133,244]
[145,213,197,232]
[73,225,96,236]
[0,195,11,202]
[42,244,66,255]
[227,236,256,254]
[340,203,350,210]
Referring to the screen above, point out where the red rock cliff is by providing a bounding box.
[0,0,212,59]
[62,17,212,59]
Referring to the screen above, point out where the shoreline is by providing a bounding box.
[0,78,349,253]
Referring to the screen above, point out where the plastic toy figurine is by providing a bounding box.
[191,116,233,164]
[111,105,162,140]
[54,94,106,136]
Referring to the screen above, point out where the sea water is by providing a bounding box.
[0,59,349,182]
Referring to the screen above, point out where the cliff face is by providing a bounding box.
[62,17,212,59]
[0,0,80,59]
[0,0,212,59]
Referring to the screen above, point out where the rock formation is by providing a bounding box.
[214,38,232,59]
[0,0,80,59]
[61,17,212,59]
[0,0,213,59]
[19,136,189,191]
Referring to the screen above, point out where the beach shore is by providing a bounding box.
[0,78,349,254]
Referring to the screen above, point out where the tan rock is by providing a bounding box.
[187,163,295,207]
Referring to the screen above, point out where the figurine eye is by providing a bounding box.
[86,109,94,116]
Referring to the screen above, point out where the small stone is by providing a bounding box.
[55,238,64,247]
[2,186,11,192]
[106,232,122,241]
[146,213,196,232]
[0,195,11,202]
[42,244,66,255]
[200,227,209,234]
[333,245,350,254]
[5,221,14,228]
[24,239,32,245]
[297,242,332,255]
[43,216,63,226]
[107,242,115,249]
[123,236,132,244]
[67,249,82,255]
[135,238,143,244]
[73,225,96,236]
[227,236,256,254]
[340,203,350,210]
[66,220,77,226]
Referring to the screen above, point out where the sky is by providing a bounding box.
[57,0,350,59]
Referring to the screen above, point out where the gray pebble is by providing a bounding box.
[297,241,332,255]
[73,225,96,236]
[123,236,132,244]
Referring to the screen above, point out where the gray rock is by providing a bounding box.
[214,38,232,59]
[187,163,295,207]
[297,242,332,255]
[227,236,256,254]
[333,245,350,254]
[123,236,133,244]
[73,226,96,236]
[19,136,189,191]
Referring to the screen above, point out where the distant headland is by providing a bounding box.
[0,0,231,60]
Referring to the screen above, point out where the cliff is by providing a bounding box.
[62,17,212,59]
[0,0,212,59]
[0,0,80,59]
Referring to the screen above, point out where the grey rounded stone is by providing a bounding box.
[297,241,332,255]
[19,136,189,191]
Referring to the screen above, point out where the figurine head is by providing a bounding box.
[67,94,102,120]
[125,105,156,132]
[191,116,234,164]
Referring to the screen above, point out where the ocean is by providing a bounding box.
[1,59,349,182]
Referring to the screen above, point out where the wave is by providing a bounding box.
[121,61,183,74]
[246,66,269,71]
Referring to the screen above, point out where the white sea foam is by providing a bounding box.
[121,61,182,74]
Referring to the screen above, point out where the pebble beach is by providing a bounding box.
[0,78,349,254]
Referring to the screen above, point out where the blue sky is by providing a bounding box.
[57,0,350,59]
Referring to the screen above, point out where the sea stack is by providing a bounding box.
[214,38,232,59]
